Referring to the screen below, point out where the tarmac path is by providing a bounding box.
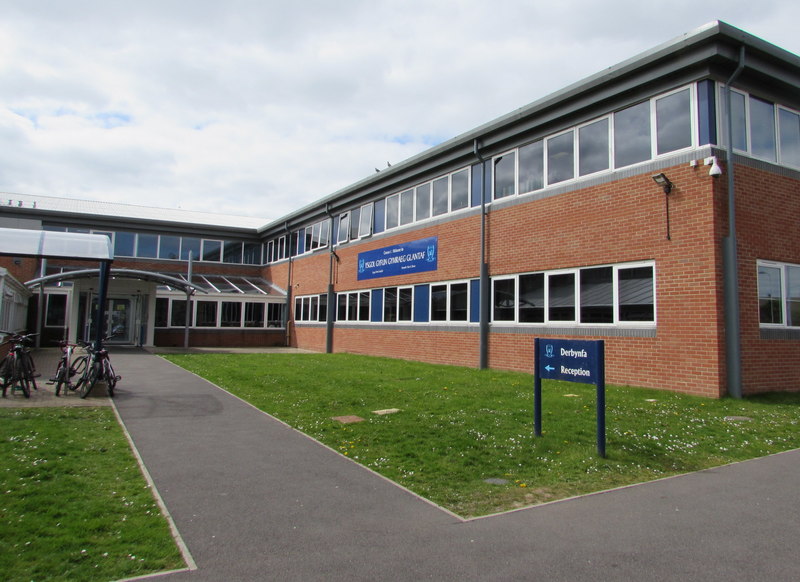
[97,349,800,581]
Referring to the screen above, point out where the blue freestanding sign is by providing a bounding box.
[534,338,606,457]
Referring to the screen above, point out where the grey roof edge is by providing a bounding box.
[258,20,800,236]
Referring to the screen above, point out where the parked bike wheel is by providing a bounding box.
[0,355,10,397]
[54,362,69,396]
[104,361,117,397]
[79,361,101,399]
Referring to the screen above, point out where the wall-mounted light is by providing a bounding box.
[705,156,723,177]
[652,172,673,194]
[651,173,673,240]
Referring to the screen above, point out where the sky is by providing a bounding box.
[2,1,800,224]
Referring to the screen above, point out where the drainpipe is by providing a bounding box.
[284,222,293,347]
[474,139,489,369]
[722,46,746,398]
[325,204,337,354]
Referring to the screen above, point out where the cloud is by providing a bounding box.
[1,1,799,223]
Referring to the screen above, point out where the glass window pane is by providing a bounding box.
[223,241,243,264]
[319,294,328,322]
[319,220,330,248]
[349,208,361,240]
[431,284,447,321]
[158,236,180,260]
[386,195,399,229]
[494,152,516,199]
[400,189,414,226]
[137,233,158,258]
[493,278,515,321]
[758,265,783,324]
[518,140,544,193]
[548,273,575,321]
[338,212,350,243]
[579,267,613,323]
[170,300,187,327]
[750,96,777,161]
[45,294,67,327]
[656,89,692,154]
[359,291,370,321]
[779,108,800,168]
[730,90,747,151]
[614,101,651,167]
[155,297,168,327]
[202,240,221,262]
[245,303,265,327]
[337,294,347,321]
[347,293,358,321]
[787,266,800,327]
[196,301,217,327]
[384,287,398,322]
[450,283,468,321]
[519,273,544,323]
[579,119,610,176]
[547,131,574,185]
[243,243,262,265]
[114,231,136,257]
[398,287,413,321]
[618,266,655,322]
[451,169,469,211]
[432,177,449,216]
[181,237,201,261]
[415,184,431,221]
[221,302,242,327]
[359,204,373,237]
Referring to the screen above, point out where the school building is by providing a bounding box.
[1,21,799,398]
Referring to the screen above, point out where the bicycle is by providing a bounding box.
[0,332,40,398]
[73,335,121,398]
[49,340,88,396]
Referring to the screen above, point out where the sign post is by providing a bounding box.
[534,338,606,458]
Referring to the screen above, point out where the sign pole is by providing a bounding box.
[597,341,606,458]
[534,338,542,437]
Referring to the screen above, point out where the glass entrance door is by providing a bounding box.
[87,297,133,344]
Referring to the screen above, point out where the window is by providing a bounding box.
[137,233,158,258]
[492,263,654,326]
[338,212,351,243]
[655,88,692,155]
[181,237,201,261]
[399,189,414,226]
[245,303,265,327]
[580,267,613,323]
[155,298,169,327]
[432,177,449,216]
[159,236,180,260]
[451,170,470,211]
[45,294,67,327]
[779,108,800,168]
[518,140,544,194]
[730,90,748,151]
[384,287,398,322]
[547,131,574,185]
[494,152,516,199]
[267,304,285,327]
[614,101,651,168]
[756,262,800,327]
[337,291,370,322]
[750,96,777,161]
[358,203,373,238]
[349,207,361,240]
[243,243,262,265]
[398,287,413,321]
[202,240,222,262]
[415,184,431,221]
[493,278,515,321]
[196,301,217,327]
[221,302,242,327]
[430,282,469,322]
[386,194,399,229]
[223,241,243,264]
[170,300,187,327]
[115,232,136,257]
[579,119,610,176]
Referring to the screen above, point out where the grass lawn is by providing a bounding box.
[0,407,185,582]
[166,353,800,518]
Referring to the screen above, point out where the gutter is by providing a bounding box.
[474,139,489,369]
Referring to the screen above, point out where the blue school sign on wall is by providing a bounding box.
[357,236,438,281]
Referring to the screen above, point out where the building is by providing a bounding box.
[1,21,799,397]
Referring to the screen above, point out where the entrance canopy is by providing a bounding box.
[25,268,205,295]
[0,227,113,261]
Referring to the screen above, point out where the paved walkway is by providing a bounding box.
[25,349,800,581]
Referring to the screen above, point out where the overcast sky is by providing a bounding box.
[2,1,799,223]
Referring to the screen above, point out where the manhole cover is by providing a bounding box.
[332,415,365,424]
